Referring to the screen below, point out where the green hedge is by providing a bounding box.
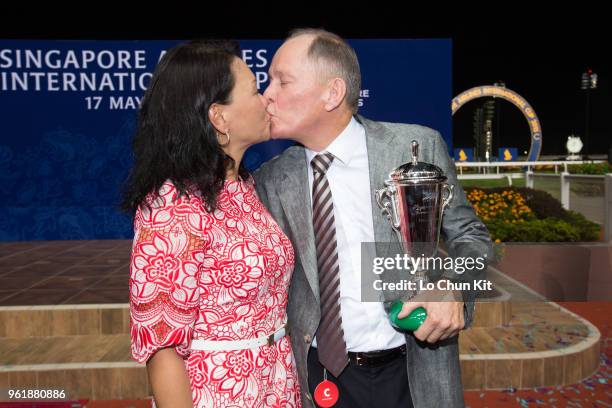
[567,162,612,175]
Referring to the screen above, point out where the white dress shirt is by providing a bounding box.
[307,117,406,352]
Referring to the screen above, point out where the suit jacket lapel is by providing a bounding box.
[359,115,403,253]
[276,147,320,303]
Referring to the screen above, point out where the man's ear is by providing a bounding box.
[208,103,228,134]
[323,77,347,112]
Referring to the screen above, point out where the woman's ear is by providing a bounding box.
[208,103,228,134]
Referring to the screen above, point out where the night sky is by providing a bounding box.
[3,7,609,158]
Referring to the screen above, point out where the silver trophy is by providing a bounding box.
[375,140,454,281]
[375,140,454,330]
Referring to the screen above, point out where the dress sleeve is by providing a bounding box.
[129,183,205,363]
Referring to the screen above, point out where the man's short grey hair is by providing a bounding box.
[288,28,361,114]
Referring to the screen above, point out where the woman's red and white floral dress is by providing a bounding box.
[129,178,301,408]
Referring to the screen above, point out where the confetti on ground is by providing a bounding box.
[464,301,612,407]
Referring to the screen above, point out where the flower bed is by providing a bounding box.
[465,187,600,242]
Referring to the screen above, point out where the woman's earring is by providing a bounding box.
[219,130,230,147]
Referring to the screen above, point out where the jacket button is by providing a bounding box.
[304,334,312,343]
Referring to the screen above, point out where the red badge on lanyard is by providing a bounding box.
[314,369,339,407]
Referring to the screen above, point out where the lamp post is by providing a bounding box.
[494,81,505,152]
[483,100,495,163]
[581,69,598,159]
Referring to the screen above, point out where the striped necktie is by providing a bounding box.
[311,152,349,377]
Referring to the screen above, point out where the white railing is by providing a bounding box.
[457,172,525,186]
[455,160,606,175]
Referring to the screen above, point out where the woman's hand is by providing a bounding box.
[147,347,193,408]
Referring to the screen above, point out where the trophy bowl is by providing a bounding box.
[375,140,453,258]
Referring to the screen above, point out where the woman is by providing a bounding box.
[122,40,301,407]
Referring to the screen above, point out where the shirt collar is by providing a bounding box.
[305,116,364,167]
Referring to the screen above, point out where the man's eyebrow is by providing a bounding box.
[278,72,296,80]
[270,69,295,80]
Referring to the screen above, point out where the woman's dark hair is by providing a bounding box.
[121,39,249,214]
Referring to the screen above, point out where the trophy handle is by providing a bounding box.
[442,183,454,211]
[375,186,401,231]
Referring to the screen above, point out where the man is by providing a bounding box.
[254,29,492,408]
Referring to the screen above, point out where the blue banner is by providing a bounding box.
[454,148,474,162]
[498,147,518,161]
[0,39,451,240]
